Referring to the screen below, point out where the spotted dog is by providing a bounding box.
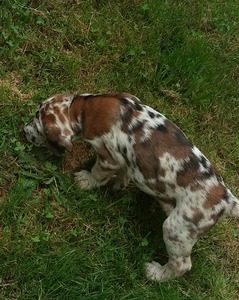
[24,93,239,282]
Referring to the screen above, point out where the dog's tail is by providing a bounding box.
[224,190,239,218]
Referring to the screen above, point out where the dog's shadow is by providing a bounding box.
[133,191,168,263]
[108,186,168,264]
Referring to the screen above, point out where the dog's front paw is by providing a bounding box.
[74,170,97,190]
[146,261,164,282]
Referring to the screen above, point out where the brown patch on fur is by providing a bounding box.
[97,143,116,166]
[42,113,56,126]
[132,121,145,141]
[210,214,219,222]
[83,96,120,138]
[168,235,180,242]
[69,95,121,139]
[190,206,200,213]
[45,124,60,138]
[63,128,72,136]
[192,211,204,225]
[183,208,204,226]
[176,154,200,187]
[155,180,166,194]
[203,184,226,209]
[134,120,193,166]
[134,139,166,181]
[132,119,193,183]
[155,120,193,159]
[133,110,141,118]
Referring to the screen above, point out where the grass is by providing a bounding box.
[0,0,239,299]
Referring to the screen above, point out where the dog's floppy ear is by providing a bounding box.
[44,123,73,155]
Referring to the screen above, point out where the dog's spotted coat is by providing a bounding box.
[24,93,239,282]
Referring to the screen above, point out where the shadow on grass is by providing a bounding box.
[107,187,168,263]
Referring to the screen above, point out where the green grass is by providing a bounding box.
[0,0,239,299]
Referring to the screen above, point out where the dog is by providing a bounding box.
[24,93,239,282]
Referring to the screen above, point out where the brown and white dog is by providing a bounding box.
[24,93,239,282]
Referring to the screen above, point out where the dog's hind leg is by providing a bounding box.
[145,197,222,282]
[146,209,196,282]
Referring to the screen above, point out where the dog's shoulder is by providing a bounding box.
[80,93,141,139]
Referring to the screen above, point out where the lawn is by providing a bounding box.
[0,0,239,299]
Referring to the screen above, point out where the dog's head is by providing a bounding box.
[24,94,76,155]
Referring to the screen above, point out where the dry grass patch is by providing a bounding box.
[0,72,33,102]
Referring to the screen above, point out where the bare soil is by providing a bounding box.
[60,141,95,173]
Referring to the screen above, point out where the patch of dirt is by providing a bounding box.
[60,141,95,173]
